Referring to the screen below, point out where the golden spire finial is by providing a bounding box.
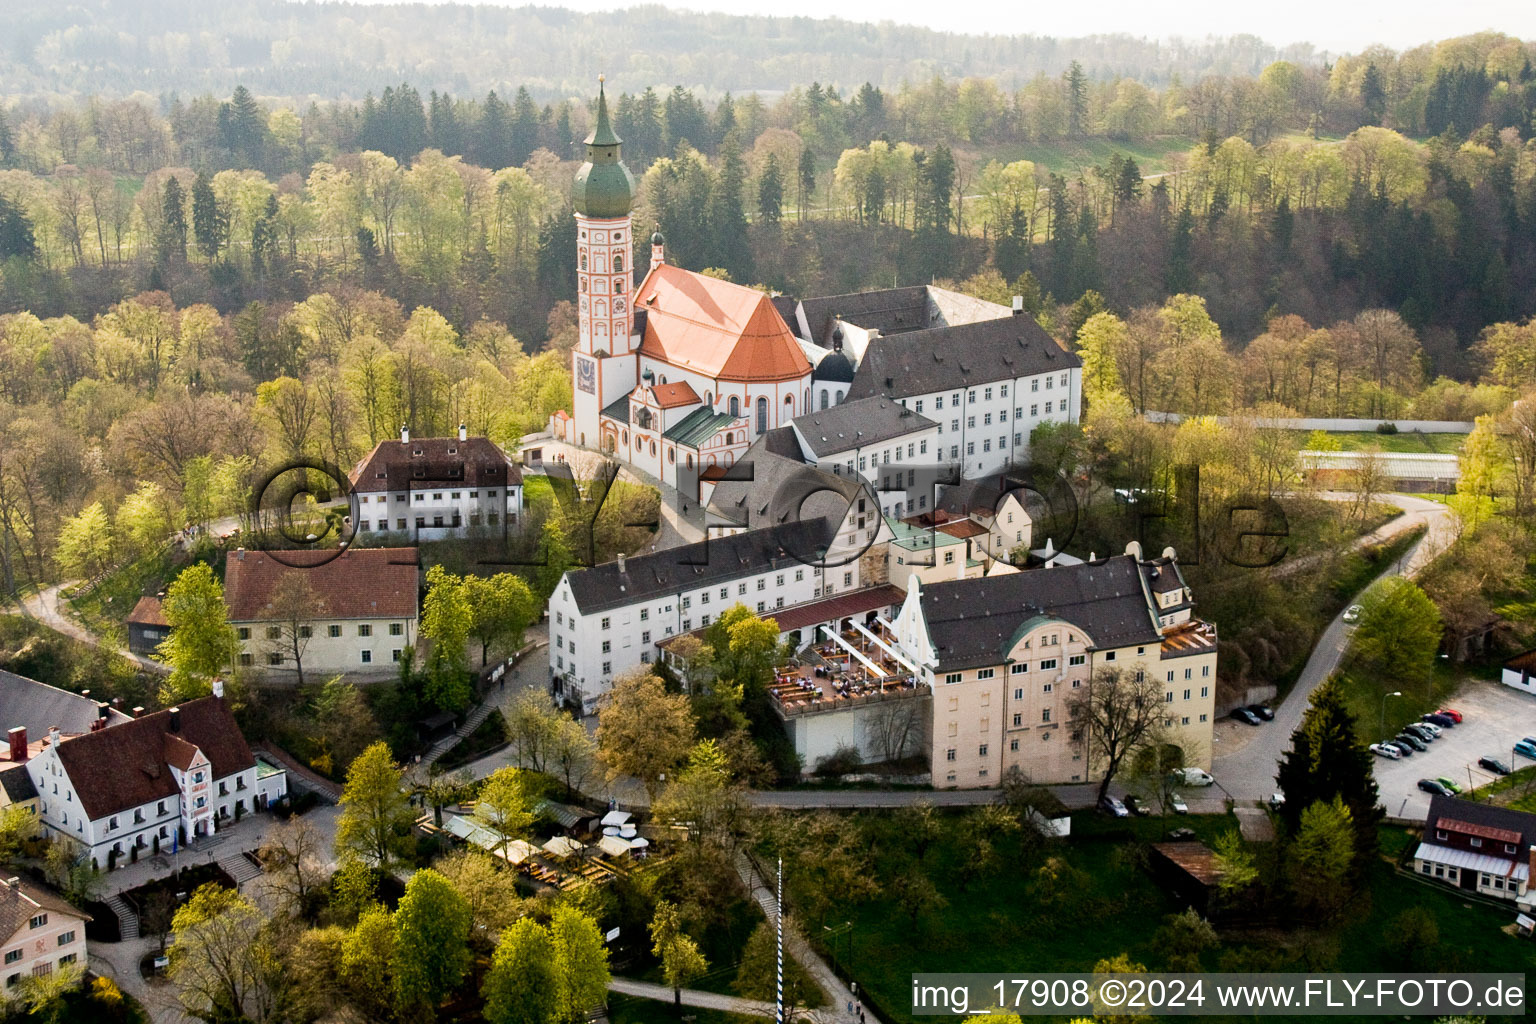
[599,73,606,84]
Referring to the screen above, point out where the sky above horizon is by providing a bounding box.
[478,0,1535,54]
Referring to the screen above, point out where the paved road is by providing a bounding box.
[15,581,169,674]
[1212,494,1458,803]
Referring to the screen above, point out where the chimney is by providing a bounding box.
[458,423,467,442]
[616,553,627,574]
[212,678,225,700]
[1012,295,1024,316]
[48,726,60,749]
[132,706,145,719]
[400,424,410,444]
[6,727,25,764]
[169,707,181,732]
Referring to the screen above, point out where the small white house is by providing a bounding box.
[350,427,522,541]
[1503,651,1536,694]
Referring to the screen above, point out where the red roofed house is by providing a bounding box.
[348,425,522,541]
[1414,793,1536,907]
[22,693,285,871]
[568,80,813,500]
[0,876,89,994]
[225,547,420,677]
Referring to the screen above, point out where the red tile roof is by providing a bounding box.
[636,264,810,382]
[1438,816,1522,844]
[52,697,254,822]
[348,436,522,493]
[0,879,88,945]
[936,519,989,539]
[649,380,701,409]
[224,548,420,622]
[127,595,168,627]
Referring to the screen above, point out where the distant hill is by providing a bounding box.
[4,0,1323,102]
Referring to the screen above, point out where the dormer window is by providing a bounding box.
[413,449,423,457]
[448,447,457,455]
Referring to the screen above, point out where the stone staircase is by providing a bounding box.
[218,851,263,889]
[736,851,780,922]
[104,893,139,941]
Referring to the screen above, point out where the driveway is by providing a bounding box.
[1211,493,1457,803]
[1371,681,1536,820]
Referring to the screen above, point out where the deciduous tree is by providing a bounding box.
[391,868,472,1013]
[597,668,695,802]
[334,741,414,868]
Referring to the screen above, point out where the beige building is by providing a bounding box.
[225,547,420,677]
[889,541,1217,788]
[0,878,88,998]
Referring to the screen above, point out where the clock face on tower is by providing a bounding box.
[576,355,596,395]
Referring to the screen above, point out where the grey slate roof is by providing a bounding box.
[0,878,87,945]
[844,315,1081,402]
[791,397,935,458]
[918,555,1161,670]
[797,286,932,345]
[564,517,840,614]
[757,426,806,460]
[0,763,36,803]
[0,671,130,739]
[707,435,869,533]
[811,350,855,383]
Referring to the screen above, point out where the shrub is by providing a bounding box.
[1375,421,1399,434]
[813,744,862,776]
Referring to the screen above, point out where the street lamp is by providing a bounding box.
[1380,690,1402,737]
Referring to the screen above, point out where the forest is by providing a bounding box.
[2,31,1536,599]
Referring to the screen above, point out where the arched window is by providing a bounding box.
[650,440,657,456]
[784,395,794,416]
[687,454,694,468]
[705,391,713,407]
[729,396,739,417]
[820,388,829,410]
[621,430,628,444]
[579,252,587,271]
[616,278,625,293]
[756,397,768,434]
[613,254,624,273]
[724,432,733,445]
[668,448,676,464]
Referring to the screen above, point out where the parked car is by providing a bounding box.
[1099,795,1130,818]
[1268,791,1285,811]
[1515,740,1536,761]
[1371,742,1403,759]
[1436,776,1464,794]
[1437,708,1464,724]
[1417,720,1445,737]
[1342,605,1363,624]
[1404,723,1438,743]
[1170,793,1189,814]
[1479,756,1512,775]
[1246,704,1275,721]
[1423,712,1456,729]
[1395,732,1428,752]
[1388,739,1416,756]
[1165,827,1196,841]
[1522,736,1536,748]
[1174,767,1216,787]
[1123,795,1151,816]
[1230,707,1263,726]
[1418,779,1455,796]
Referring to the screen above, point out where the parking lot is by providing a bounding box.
[1371,681,1536,819]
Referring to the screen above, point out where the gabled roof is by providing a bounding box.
[636,264,810,382]
[0,878,87,944]
[348,436,521,493]
[564,518,839,615]
[791,396,935,458]
[52,697,255,822]
[662,406,739,449]
[796,286,932,344]
[649,380,701,409]
[706,436,867,534]
[127,595,168,627]
[0,671,130,741]
[917,555,1162,670]
[224,547,420,622]
[1424,794,1535,849]
[0,763,36,803]
[844,315,1080,402]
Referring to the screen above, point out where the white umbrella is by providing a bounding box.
[502,840,537,865]
[619,825,637,838]
[603,826,621,836]
[629,836,650,848]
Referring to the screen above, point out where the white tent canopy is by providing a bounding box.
[629,836,650,849]
[543,836,584,858]
[597,835,631,858]
[600,810,632,827]
[503,840,537,865]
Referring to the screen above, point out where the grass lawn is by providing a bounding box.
[801,814,1536,1024]
[972,135,1198,177]
[1295,430,1466,455]
[1334,661,1465,742]
[1471,765,1536,812]
[66,543,178,644]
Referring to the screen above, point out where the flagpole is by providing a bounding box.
[776,856,784,1024]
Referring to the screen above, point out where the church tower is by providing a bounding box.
[570,76,637,450]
